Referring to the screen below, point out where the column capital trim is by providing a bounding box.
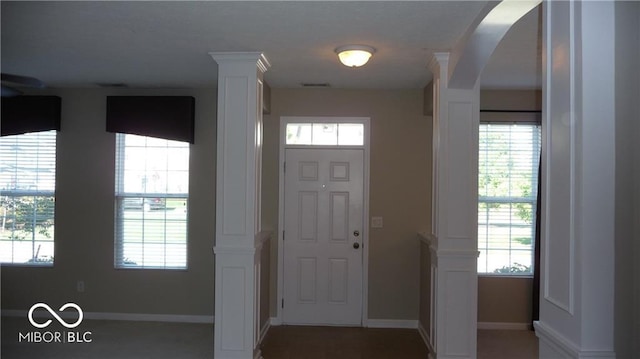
[417,231,437,247]
[213,231,271,255]
[427,52,450,73]
[419,233,480,259]
[435,249,480,259]
[209,51,271,72]
[213,245,257,256]
[255,230,273,251]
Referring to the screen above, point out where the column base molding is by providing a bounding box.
[418,321,436,359]
[534,321,616,359]
[425,234,478,359]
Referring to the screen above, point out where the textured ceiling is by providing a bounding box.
[1,1,540,90]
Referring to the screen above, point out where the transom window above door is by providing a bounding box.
[286,123,364,146]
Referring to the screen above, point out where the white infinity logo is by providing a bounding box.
[28,303,84,329]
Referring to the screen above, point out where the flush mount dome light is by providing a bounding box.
[335,45,376,67]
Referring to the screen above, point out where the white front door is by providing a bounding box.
[283,148,364,325]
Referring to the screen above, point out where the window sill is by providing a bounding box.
[478,273,533,279]
[114,266,188,271]
[1,263,54,268]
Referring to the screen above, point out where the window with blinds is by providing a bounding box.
[478,123,541,275]
[115,134,189,269]
[0,130,56,265]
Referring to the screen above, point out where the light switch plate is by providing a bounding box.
[371,217,383,228]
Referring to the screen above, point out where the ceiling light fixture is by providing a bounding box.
[335,45,376,68]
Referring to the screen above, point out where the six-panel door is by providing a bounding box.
[283,148,364,325]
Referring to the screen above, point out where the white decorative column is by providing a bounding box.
[427,52,479,359]
[534,1,616,357]
[210,52,270,359]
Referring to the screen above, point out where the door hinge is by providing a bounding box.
[281,298,284,308]
[283,162,286,173]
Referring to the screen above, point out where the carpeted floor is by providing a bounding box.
[1,316,538,359]
[261,325,428,359]
[477,329,538,359]
[1,317,214,359]
[261,325,538,359]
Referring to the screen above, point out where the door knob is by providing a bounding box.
[353,242,360,249]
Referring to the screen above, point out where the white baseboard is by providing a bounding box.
[259,318,271,343]
[2,309,214,324]
[478,321,532,330]
[269,317,417,329]
[534,321,615,359]
[418,321,435,357]
[366,319,418,329]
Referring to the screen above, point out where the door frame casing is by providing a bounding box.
[277,116,371,326]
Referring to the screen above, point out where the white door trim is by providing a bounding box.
[277,116,371,327]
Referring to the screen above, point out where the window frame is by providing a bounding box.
[114,133,190,270]
[477,113,541,277]
[0,130,57,266]
[285,121,366,147]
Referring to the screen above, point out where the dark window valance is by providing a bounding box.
[1,96,62,136]
[106,96,195,143]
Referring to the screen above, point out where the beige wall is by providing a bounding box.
[480,89,541,111]
[263,88,431,320]
[0,85,546,325]
[1,88,216,316]
[478,277,532,324]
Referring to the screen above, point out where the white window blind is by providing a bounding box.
[478,123,541,275]
[0,130,56,265]
[115,134,189,269]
